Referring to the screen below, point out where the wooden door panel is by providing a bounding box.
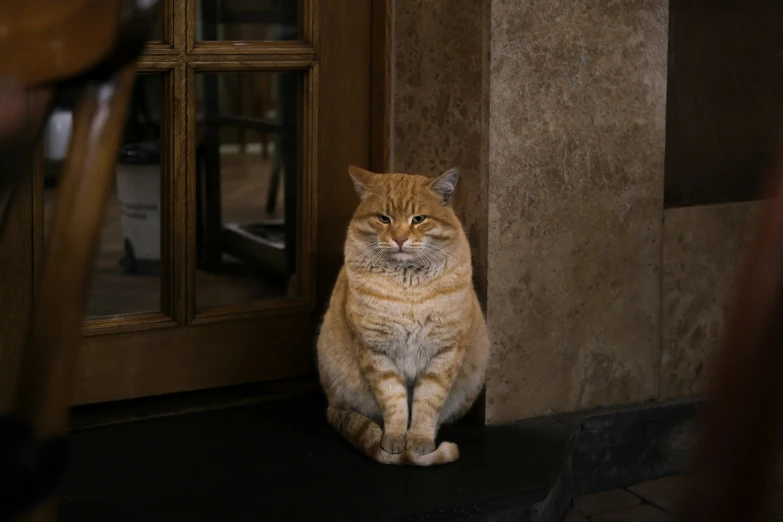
[73,1,376,404]
[316,0,373,307]
[73,311,314,404]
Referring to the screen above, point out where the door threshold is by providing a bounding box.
[70,377,320,431]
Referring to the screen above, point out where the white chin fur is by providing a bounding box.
[388,251,417,262]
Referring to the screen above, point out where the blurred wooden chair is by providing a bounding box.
[0,1,160,520]
[678,133,783,521]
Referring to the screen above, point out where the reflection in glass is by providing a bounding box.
[195,71,301,310]
[43,76,164,319]
[196,0,298,41]
[150,15,163,41]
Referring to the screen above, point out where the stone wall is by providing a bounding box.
[389,0,765,422]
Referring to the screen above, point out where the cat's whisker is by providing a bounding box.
[426,242,451,255]
[419,245,443,263]
[419,249,435,265]
[421,249,443,269]
[355,241,380,259]
[367,247,387,267]
[356,241,388,267]
[425,244,455,265]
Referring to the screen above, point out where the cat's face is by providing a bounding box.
[346,165,461,267]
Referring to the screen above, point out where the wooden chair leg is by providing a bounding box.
[0,86,52,227]
[14,63,138,522]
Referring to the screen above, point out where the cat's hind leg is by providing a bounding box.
[439,332,489,425]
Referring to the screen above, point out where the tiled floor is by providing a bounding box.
[564,474,783,521]
[562,476,684,522]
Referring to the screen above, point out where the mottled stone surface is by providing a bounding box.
[485,0,668,421]
[660,202,761,399]
[567,400,698,495]
[532,399,699,522]
[392,0,487,301]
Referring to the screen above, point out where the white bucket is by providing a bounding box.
[116,142,161,274]
[43,108,72,161]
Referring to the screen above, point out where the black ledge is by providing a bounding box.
[59,388,699,522]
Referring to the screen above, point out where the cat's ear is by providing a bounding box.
[348,164,374,199]
[430,168,459,205]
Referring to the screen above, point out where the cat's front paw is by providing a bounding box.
[405,434,436,455]
[381,432,406,454]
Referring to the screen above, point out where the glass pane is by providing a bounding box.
[149,14,163,41]
[43,75,165,319]
[195,71,302,310]
[196,0,299,41]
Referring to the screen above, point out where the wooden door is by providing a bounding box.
[0,0,389,406]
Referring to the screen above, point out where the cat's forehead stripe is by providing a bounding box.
[372,174,428,215]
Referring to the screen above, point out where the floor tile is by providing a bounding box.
[562,509,589,522]
[590,504,673,522]
[628,475,687,514]
[573,489,641,516]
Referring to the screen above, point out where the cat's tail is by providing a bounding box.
[327,407,459,466]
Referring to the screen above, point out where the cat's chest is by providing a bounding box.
[376,312,440,380]
[362,306,441,350]
[355,304,444,374]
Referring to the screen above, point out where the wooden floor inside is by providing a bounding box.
[44,149,288,319]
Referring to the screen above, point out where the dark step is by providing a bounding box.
[61,391,571,522]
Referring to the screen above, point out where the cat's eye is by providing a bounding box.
[411,215,427,224]
[377,215,391,224]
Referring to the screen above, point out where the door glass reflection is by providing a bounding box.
[43,75,165,319]
[195,71,301,310]
[196,0,299,41]
[150,16,163,41]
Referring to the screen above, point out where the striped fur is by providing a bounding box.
[317,165,489,466]
[327,407,459,466]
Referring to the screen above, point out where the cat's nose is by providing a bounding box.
[394,236,408,249]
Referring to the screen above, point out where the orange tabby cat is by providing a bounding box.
[317,165,489,466]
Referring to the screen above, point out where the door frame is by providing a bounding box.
[0,0,392,407]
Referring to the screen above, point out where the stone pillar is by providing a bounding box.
[391,0,487,301]
[485,0,669,422]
